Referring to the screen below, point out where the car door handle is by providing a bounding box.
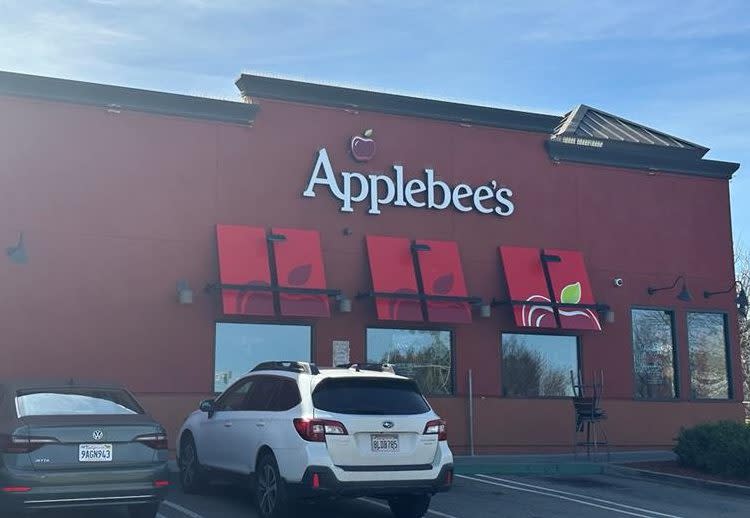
[256,422,266,428]
[224,422,233,428]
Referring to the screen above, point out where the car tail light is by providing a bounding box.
[293,419,348,442]
[1,486,31,493]
[312,473,320,489]
[0,434,58,454]
[423,419,447,441]
[134,433,169,450]
[153,480,170,488]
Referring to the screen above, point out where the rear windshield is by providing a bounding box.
[16,388,144,417]
[313,378,430,415]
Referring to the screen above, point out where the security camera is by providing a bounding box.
[614,278,624,287]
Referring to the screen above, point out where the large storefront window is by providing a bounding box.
[214,323,311,393]
[631,309,677,399]
[688,313,731,399]
[501,334,579,397]
[366,329,452,395]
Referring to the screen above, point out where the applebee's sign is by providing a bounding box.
[303,134,515,217]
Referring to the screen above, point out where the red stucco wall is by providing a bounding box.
[0,93,743,452]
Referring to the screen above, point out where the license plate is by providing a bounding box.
[371,434,399,452]
[79,444,113,462]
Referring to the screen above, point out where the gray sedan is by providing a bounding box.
[0,381,169,517]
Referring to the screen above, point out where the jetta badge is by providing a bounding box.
[382,421,394,429]
[92,430,104,441]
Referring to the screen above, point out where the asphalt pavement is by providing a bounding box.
[34,469,750,518]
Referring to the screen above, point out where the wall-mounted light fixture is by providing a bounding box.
[601,308,615,324]
[176,280,194,305]
[479,304,491,318]
[6,232,27,264]
[337,295,352,313]
[647,275,692,302]
[704,281,748,319]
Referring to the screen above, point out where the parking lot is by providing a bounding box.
[41,470,750,518]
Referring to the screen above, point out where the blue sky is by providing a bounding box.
[1,0,748,253]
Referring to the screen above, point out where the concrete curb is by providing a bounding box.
[606,464,750,496]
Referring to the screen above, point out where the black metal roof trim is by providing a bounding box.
[235,74,560,134]
[546,140,739,179]
[0,70,258,125]
[554,104,709,154]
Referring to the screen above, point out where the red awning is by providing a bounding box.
[544,249,601,331]
[216,225,274,316]
[365,235,474,324]
[216,225,334,318]
[272,227,330,318]
[415,240,471,324]
[498,246,600,331]
[365,235,423,322]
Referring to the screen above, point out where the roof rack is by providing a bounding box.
[252,361,320,375]
[335,363,396,374]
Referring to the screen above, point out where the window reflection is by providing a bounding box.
[366,329,452,395]
[214,323,311,392]
[688,313,730,399]
[631,309,677,399]
[501,334,578,397]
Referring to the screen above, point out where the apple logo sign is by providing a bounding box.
[350,129,376,162]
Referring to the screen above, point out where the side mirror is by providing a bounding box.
[199,399,215,417]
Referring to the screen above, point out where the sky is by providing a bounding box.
[1,0,748,251]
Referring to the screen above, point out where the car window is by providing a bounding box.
[313,377,430,415]
[244,377,279,411]
[215,378,254,411]
[268,378,301,411]
[15,388,144,416]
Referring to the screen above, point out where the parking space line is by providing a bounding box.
[457,475,681,518]
[162,500,205,518]
[361,497,460,518]
[476,474,683,518]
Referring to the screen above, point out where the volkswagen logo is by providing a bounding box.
[92,430,104,441]
[382,421,394,429]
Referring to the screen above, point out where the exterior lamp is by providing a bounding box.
[704,281,748,319]
[648,275,692,302]
[479,304,491,318]
[176,280,194,305]
[338,296,352,313]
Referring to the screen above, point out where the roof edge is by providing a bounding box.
[235,73,561,134]
[0,70,258,125]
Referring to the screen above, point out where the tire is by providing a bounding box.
[388,494,431,518]
[128,503,160,518]
[179,433,207,494]
[255,452,291,518]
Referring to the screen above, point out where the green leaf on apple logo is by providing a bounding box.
[560,282,582,305]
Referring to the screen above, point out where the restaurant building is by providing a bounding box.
[0,70,744,454]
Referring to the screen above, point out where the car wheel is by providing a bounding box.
[128,503,160,518]
[255,452,290,518]
[179,433,206,494]
[388,494,431,518]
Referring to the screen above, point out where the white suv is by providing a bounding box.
[177,361,454,518]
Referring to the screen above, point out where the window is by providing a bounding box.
[271,378,302,411]
[313,378,430,415]
[16,388,143,417]
[215,377,255,411]
[366,328,452,395]
[631,309,678,399]
[501,334,579,397]
[214,323,311,393]
[688,313,731,399]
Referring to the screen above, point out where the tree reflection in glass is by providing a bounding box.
[688,313,730,399]
[631,309,677,399]
[501,334,578,397]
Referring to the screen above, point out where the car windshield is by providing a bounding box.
[16,388,144,417]
[313,377,430,415]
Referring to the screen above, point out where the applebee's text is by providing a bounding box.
[303,148,515,217]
